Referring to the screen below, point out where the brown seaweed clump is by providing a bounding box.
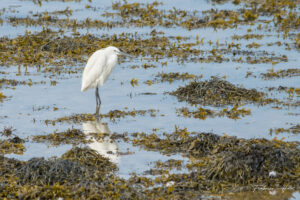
[170,77,265,106]
[0,92,6,102]
[0,127,25,155]
[178,105,251,120]
[61,147,118,174]
[32,129,89,146]
[0,127,14,137]
[0,78,46,88]
[132,128,300,193]
[270,124,300,135]
[155,72,201,83]
[261,68,300,79]
[16,158,88,185]
[16,147,117,185]
[51,109,158,124]
[0,156,23,177]
[0,147,142,199]
[0,137,25,155]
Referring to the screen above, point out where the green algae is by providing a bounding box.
[170,77,266,106]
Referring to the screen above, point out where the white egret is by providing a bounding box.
[81,46,131,114]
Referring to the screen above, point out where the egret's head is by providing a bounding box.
[105,46,133,58]
[106,46,121,55]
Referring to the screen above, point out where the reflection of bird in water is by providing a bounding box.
[82,119,119,164]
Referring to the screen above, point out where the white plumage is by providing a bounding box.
[81,46,131,114]
[81,46,119,92]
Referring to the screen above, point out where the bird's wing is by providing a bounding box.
[81,50,107,92]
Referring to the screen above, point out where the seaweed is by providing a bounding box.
[153,72,202,83]
[0,147,140,199]
[261,68,300,79]
[132,127,300,193]
[0,127,14,137]
[50,109,158,124]
[16,157,88,185]
[32,129,89,146]
[170,77,265,106]
[270,124,300,135]
[15,147,116,186]
[178,105,251,120]
[0,137,25,155]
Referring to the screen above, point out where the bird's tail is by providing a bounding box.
[81,84,87,92]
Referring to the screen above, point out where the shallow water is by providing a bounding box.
[0,0,299,198]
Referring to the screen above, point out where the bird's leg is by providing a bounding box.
[96,86,101,105]
[95,86,101,116]
[95,86,99,105]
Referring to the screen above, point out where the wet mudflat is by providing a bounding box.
[0,0,299,199]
